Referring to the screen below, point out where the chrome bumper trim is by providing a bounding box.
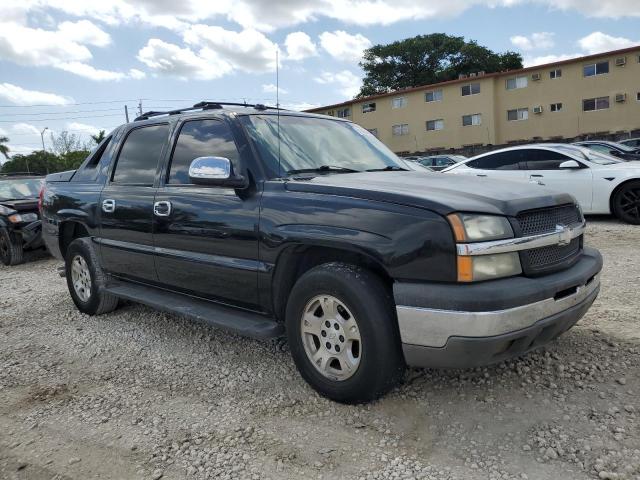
[456,222,585,256]
[396,273,599,348]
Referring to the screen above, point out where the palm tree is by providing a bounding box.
[90,130,106,145]
[0,136,9,160]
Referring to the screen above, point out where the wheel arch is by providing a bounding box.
[609,177,640,215]
[270,243,394,322]
[59,221,90,259]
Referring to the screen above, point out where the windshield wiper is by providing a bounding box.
[286,165,360,175]
[365,165,407,172]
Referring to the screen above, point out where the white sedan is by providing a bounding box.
[442,144,640,224]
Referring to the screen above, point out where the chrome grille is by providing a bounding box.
[517,204,582,236]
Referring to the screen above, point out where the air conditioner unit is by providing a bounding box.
[477,71,485,76]
[469,72,477,77]
[615,57,627,66]
[531,73,541,81]
[615,93,627,102]
[533,105,543,114]
[458,73,468,79]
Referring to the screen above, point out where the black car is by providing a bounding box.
[573,140,640,161]
[0,174,45,265]
[41,102,602,403]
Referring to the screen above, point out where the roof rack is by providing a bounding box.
[134,101,284,121]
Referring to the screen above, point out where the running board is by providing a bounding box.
[104,280,284,340]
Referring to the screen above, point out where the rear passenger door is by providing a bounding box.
[152,118,260,309]
[98,123,170,283]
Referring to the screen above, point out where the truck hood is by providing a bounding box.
[0,198,39,212]
[284,171,575,217]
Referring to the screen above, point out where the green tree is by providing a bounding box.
[90,130,106,144]
[0,136,9,160]
[50,131,88,156]
[358,33,523,98]
[0,151,59,175]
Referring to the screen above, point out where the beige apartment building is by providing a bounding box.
[306,46,640,153]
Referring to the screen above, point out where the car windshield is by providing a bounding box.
[0,178,43,201]
[556,145,622,165]
[242,115,404,177]
[450,155,467,162]
[608,141,637,152]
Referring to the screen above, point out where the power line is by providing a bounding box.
[0,113,125,123]
[0,99,142,108]
[0,107,126,118]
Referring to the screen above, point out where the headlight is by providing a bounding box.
[448,213,513,241]
[457,252,522,282]
[0,205,16,216]
[8,213,38,223]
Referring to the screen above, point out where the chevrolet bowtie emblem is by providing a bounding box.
[555,224,572,246]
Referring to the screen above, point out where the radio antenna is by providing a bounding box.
[276,47,282,178]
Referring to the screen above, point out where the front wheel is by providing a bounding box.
[286,263,405,403]
[65,237,119,315]
[0,228,23,266]
[612,180,640,225]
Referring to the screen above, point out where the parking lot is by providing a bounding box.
[0,217,638,480]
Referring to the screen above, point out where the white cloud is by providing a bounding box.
[183,25,277,72]
[128,68,146,79]
[0,83,72,105]
[315,70,361,98]
[577,31,637,54]
[56,20,111,47]
[262,83,288,94]
[510,32,555,51]
[522,53,582,67]
[57,62,127,81]
[282,101,320,111]
[284,31,317,60]
[11,123,41,135]
[319,30,371,62]
[66,122,100,135]
[137,39,232,80]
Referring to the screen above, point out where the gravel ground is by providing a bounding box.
[1,217,639,480]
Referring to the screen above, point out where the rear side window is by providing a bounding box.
[112,124,169,185]
[73,136,112,182]
[467,151,521,170]
[168,119,240,185]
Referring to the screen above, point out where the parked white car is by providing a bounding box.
[443,144,640,224]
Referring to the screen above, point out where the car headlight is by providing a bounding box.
[8,213,38,223]
[448,213,521,282]
[0,205,16,216]
[448,213,513,241]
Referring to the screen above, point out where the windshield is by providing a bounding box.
[242,115,404,177]
[556,145,622,165]
[0,178,43,201]
[610,141,637,152]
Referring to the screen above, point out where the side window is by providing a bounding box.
[112,125,169,185]
[73,136,112,182]
[467,152,521,170]
[168,119,240,185]
[522,149,572,170]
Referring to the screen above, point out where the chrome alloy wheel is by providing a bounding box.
[71,255,92,302]
[300,295,362,381]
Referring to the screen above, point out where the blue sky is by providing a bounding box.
[1,0,639,158]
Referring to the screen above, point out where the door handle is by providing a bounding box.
[530,174,544,178]
[476,174,487,177]
[102,199,115,213]
[153,201,172,217]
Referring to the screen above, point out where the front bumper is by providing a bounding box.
[395,247,602,368]
[16,220,43,249]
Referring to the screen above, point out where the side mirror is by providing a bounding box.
[188,156,247,188]
[559,160,581,169]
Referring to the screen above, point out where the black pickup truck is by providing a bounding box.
[41,102,603,403]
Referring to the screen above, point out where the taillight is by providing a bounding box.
[38,184,45,212]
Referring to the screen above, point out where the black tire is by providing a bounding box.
[0,227,24,266]
[612,180,640,225]
[285,262,405,403]
[65,237,119,315]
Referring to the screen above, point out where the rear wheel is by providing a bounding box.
[0,227,23,266]
[286,263,405,403]
[612,180,640,225]
[65,237,119,315]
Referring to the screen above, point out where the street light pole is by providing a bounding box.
[40,127,49,174]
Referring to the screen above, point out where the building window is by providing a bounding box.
[462,113,482,126]
[362,102,376,113]
[506,76,528,90]
[392,124,409,136]
[392,97,407,109]
[550,69,562,79]
[583,61,609,77]
[367,128,378,137]
[337,107,350,118]
[461,83,480,96]
[550,103,563,112]
[426,119,444,131]
[583,96,610,111]
[425,89,443,102]
[507,108,529,121]
[326,110,334,116]
[636,92,640,101]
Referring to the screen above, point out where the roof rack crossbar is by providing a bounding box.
[134,101,286,121]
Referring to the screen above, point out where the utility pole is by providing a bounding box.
[124,105,130,123]
[40,127,49,174]
[137,99,143,117]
